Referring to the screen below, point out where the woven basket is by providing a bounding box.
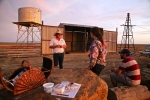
[0,60,47,95]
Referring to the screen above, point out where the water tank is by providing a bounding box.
[18,7,41,24]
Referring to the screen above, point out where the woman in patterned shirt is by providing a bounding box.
[87,27,107,76]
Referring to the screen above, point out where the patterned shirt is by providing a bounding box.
[119,57,141,85]
[88,38,107,68]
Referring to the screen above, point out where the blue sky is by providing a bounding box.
[0,0,150,44]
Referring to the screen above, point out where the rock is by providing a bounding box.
[141,68,150,90]
[10,68,108,100]
[48,68,108,100]
[108,85,150,100]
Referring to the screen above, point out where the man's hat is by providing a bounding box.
[118,48,130,55]
[54,30,63,36]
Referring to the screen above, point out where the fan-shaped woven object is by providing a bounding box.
[0,59,51,95]
[14,68,46,95]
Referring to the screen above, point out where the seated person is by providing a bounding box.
[3,60,30,86]
[110,48,141,87]
[2,68,29,86]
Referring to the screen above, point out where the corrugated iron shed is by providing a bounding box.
[59,23,103,32]
[41,23,117,55]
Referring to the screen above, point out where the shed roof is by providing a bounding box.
[59,23,103,32]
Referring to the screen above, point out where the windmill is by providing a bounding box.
[120,13,136,53]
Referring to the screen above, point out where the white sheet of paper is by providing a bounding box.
[51,82,81,98]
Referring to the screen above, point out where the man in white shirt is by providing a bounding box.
[49,30,67,69]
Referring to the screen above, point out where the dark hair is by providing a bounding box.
[118,49,130,56]
[91,27,104,45]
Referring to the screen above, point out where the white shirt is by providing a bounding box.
[49,37,66,53]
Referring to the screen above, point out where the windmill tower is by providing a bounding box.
[13,7,42,49]
[120,13,136,52]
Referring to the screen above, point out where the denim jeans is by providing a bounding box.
[53,53,64,69]
[91,64,105,76]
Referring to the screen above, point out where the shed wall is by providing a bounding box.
[41,25,117,54]
[42,26,64,55]
[103,30,117,52]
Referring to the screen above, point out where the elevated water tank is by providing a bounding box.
[18,7,41,24]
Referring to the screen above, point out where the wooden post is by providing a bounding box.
[84,28,87,53]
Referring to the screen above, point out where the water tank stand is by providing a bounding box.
[13,22,41,49]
